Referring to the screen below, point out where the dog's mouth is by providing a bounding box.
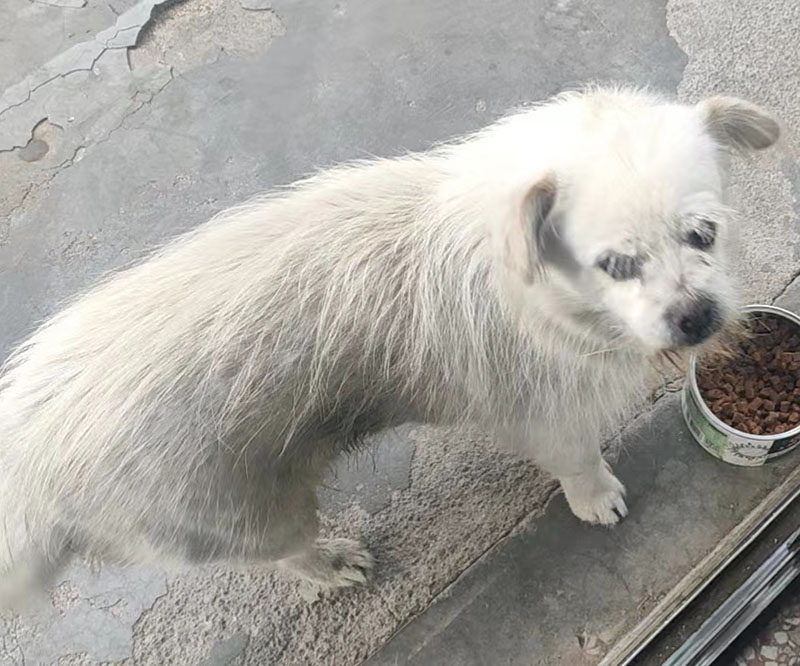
[655,314,741,370]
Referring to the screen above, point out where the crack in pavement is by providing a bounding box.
[0,0,172,129]
[0,1,178,222]
[32,65,175,196]
[2,565,169,665]
[40,64,174,182]
[5,185,33,223]
[0,49,109,121]
[93,66,175,148]
[33,0,88,7]
[51,144,86,173]
[773,266,800,304]
[1,0,167,115]
[0,118,49,155]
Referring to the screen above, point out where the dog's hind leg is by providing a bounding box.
[269,479,373,592]
[177,468,373,593]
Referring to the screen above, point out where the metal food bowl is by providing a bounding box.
[682,304,800,466]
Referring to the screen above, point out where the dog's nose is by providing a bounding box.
[667,295,721,346]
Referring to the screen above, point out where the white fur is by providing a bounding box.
[0,87,778,605]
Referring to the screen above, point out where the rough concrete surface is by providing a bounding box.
[0,0,798,664]
[667,0,800,303]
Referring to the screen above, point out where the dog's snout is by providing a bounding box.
[667,295,721,347]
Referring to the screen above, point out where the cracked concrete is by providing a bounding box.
[0,0,168,124]
[1,0,799,664]
[0,0,142,90]
[0,0,176,250]
[0,565,167,666]
[0,0,286,267]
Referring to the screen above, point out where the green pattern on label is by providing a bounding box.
[682,389,727,457]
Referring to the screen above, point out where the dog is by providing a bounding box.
[0,87,780,605]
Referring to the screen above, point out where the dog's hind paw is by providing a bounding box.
[283,538,374,598]
[560,461,628,526]
[316,538,374,587]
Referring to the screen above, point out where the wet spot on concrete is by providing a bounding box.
[15,118,59,162]
[19,137,49,161]
[200,633,250,666]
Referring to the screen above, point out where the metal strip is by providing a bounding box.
[663,527,800,665]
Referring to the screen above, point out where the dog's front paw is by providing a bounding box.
[559,461,627,526]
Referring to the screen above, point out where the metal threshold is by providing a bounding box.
[602,463,800,665]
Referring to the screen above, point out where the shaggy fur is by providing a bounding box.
[0,87,779,605]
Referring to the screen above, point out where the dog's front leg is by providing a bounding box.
[556,456,627,526]
[501,427,627,526]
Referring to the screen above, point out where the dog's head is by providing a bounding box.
[505,90,780,353]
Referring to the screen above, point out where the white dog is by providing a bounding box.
[0,87,779,604]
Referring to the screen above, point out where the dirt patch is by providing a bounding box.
[129,0,286,73]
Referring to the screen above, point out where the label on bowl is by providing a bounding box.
[723,434,772,466]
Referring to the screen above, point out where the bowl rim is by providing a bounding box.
[687,304,800,441]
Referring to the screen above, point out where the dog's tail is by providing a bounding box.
[0,497,70,609]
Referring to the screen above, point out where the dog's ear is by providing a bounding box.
[505,174,557,284]
[698,96,780,152]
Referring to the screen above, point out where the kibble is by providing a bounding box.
[696,314,800,436]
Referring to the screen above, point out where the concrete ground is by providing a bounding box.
[0,0,798,664]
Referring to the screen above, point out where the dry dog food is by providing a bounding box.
[696,314,800,436]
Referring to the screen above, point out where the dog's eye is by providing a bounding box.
[596,251,641,281]
[686,219,717,250]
